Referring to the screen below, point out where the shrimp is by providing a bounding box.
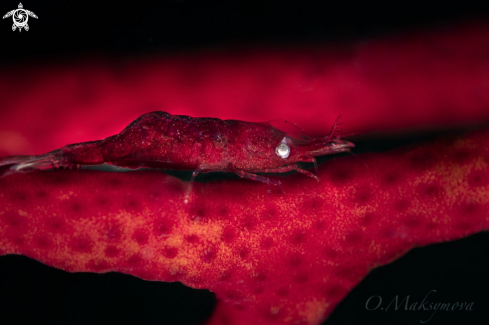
[0,111,354,203]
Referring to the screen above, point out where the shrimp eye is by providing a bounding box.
[276,141,290,159]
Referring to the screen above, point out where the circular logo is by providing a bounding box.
[13,9,28,28]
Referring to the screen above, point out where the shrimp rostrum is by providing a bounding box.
[0,111,354,203]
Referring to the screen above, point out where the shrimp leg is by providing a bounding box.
[240,164,319,181]
[231,170,285,195]
[185,164,295,203]
[185,163,291,203]
[297,156,319,177]
[233,170,282,187]
[184,164,223,204]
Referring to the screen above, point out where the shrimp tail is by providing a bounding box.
[0,140,106,178]
[0,149,66,177]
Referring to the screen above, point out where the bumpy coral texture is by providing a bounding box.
[1,129,489,325]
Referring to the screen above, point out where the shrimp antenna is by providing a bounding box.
[326,115,345,141]
[263,118,311,140]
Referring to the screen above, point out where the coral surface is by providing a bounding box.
[1,128,489,324]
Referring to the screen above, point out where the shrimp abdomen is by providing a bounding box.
[61,140,105,165]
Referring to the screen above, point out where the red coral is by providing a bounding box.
[1,129,489,324]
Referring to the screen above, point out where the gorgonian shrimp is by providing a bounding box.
[0,111,354,203]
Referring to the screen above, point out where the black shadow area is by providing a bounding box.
[0,255,215,325]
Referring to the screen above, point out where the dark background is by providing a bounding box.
[1,1,489,324]
[1,1,489,62]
